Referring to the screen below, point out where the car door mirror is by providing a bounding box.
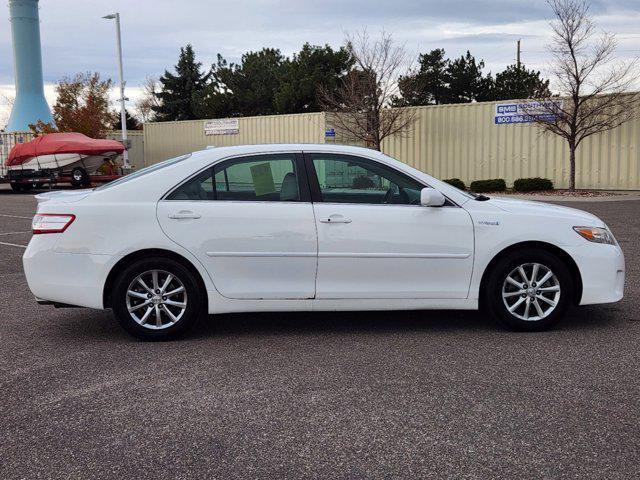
[420,187,446,207]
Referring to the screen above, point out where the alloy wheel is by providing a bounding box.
[125,269,188,330]
[501,263,561,322]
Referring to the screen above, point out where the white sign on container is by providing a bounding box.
[204,118,239,135]
[494,100,563,124]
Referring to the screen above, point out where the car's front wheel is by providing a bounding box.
[484,248,574,331]
[112,257,203,340]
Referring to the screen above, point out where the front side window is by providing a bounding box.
[310,154,424,205]
[167,154,301,201]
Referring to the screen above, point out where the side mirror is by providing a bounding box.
[420,187,446,207]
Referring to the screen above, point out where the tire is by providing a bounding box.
[10,182,23,192]
[483,248,574,331]
[70,167,89,187]
[112,257,204,340]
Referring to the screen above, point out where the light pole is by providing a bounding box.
[102,12,130,169]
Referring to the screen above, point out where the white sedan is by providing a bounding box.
[24,144,625,340]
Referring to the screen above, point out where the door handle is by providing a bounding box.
[168,211,201,220]
[319,214,352,224]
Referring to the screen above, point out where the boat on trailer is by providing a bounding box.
[5,132,125,190]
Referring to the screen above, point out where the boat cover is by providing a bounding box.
[6,133,125,167]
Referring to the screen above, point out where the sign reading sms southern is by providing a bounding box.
[204,118,240,135]
[494,101,563,125]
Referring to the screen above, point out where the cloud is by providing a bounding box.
[0,0,638,124]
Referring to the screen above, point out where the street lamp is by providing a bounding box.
[102,12,130,169]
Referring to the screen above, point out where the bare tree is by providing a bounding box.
[528,0,640,190]
[0,90,15,130]
[320,29,415,151]
[135,76,161,123]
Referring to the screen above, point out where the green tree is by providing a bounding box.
[274,43,353,113]
[195,49,285,118]
[111,108,141,130]
[396,49,449,105]
[446,51,494,103]
[153,45,209,121]
[492,64,551,100]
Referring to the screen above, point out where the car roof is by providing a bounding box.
[91,143,472,206]
[190,143,383,160]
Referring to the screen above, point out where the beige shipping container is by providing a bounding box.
[379,102,640,190]
[143,112,326,166]
[106,130,145,170]
[141,100,639,190]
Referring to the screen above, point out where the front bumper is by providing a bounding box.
[563,243,625,305]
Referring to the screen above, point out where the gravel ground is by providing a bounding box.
[1,188,639,479]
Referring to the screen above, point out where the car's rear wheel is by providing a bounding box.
[484,248,573,331]
[112,257,203,340]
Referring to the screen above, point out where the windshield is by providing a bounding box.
[428,176,478,201]
[95,154,192,191]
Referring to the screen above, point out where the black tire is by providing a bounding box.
[112,257,204,341]
[70,167,90,187]
[483,248,574,331]
[10,182,23,192]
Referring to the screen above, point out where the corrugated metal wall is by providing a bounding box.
[143,112,326,166]
[141,101,639,190]
[106,130,145,169]
[379,102,640,190]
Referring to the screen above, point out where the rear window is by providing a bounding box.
[94,154,192,191]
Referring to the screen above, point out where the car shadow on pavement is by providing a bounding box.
[183,304,621,341]
[44,304,621,343]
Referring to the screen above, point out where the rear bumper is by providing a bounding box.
[564,243,625,305]
[23,236,114,309]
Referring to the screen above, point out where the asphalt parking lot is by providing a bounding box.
[1,187,639,479]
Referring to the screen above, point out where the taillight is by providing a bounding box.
[32,214,76,234]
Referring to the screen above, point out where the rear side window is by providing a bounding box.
[95,154,191,191]
[166,153,302,202]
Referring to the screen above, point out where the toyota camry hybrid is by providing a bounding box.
[24,144,625,340]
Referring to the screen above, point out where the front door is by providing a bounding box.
[306,153,474,299]
[157,152,317,299]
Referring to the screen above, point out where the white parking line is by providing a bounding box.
[0,231,31,236]
[0,241,27,249]
[0,214,32,219]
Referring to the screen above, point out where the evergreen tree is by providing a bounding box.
[111,108,141,130]
[195,49,285,118]
[492,64,551,100]
[274,43,353,113]
[153,45,209,121]
[396,49,449,105]
[445,51,493,103]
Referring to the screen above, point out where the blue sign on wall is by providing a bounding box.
[494,101,563,125]
[325,128,336,137]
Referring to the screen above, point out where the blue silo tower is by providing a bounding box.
[6,0,54,132]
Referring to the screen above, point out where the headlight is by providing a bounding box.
[573,226,616,245]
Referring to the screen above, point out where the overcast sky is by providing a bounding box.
[1,0,639,123]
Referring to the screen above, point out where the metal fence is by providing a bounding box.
[0,131,35,177]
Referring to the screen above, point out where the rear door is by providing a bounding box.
[157,152,318,299]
